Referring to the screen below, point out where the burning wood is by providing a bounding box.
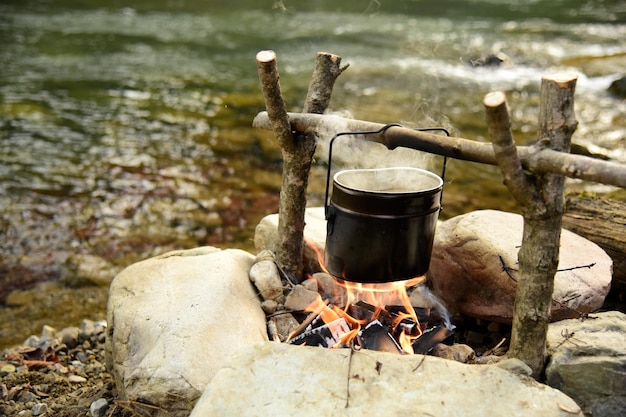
[284,273,454,355]
[252,239,465,359]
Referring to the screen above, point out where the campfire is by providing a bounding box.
[287,276,453,355]
[266,243,454,356]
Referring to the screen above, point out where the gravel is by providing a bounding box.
[0,320,132,417]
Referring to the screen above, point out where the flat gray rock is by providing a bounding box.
[546,311,626,417]
[190,342,583,417]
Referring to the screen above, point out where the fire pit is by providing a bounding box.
[285,265,453,355]
[279,126,453,355]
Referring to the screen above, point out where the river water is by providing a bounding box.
[1,0,625,346]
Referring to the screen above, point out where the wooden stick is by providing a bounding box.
[484,91,541,208]
[252,111,626,188]
[490,74,578,379]
[256,51,293,151]
[304,52,349,114]
[256,51,346,279]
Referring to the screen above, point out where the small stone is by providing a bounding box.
[40,325,56,339]
[261,299,278,315]
[32,403,48,416]
[475,354,504,365]
[80,320,95,340]
[493,358,533,376]
[76,351,89,363]
[17,391,39,403]
[274,313,300,342]
[284,285,319,311]
[255,249,275,262]
[311,272,346,306]
[93,320,107,336]
[90,398,109,417]
[1,363,16,375]
[53,363,69,374]
[301,278,318,293]
[57,327,80,348]
[68,374,87,383]
[23,335,40,348]
[249,260,284,302]
[431,343,476,363]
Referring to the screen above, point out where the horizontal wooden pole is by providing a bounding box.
[253,111,626,188]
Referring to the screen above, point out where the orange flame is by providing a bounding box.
[303,240,425,354]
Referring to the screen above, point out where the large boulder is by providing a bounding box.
[429,210,612,323]
[190,341,583,417]
[546,311,626,417]
[105,247,268,417]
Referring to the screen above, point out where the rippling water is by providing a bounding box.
[1,0,625,345]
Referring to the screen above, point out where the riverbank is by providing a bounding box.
[0,320,129,417]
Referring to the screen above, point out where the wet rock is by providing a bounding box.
[106,246,268,417]
[62,253,121,287]
[466,52,509,67]
[429,210,612,323]
[546,311,626,417]
[189,342,583,417]
[249,259,284,302]
[608,75,626,98]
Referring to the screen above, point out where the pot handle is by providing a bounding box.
[324,124,450,219]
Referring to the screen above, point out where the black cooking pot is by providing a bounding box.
[324,167,443,283]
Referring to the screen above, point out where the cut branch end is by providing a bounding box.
[256,50,277,63]
[483,91,506,108]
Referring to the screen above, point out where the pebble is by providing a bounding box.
[493,358,533,376]
[431,343,476,363]
[40,325,56,339]
[18,391,39,403]
[1,363,17,375]
[68,374,87,383]
[261,299,278,314]
[76,351,89,363]
[301,278,318,292]
[80,319,95,340]
[249,260,284,302]
[23,335,40,348]
[284,285,319,311]
[31,403,48,416]
[90,398,109,417]
[0,320,115,417]
[57,326,80,348]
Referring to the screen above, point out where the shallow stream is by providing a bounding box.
[1,0,624,347]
